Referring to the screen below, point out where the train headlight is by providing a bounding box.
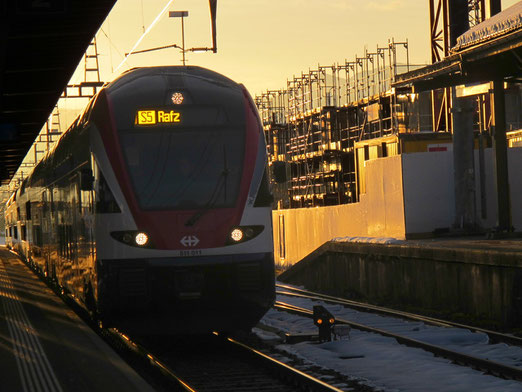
[226,225,264,245]
[111,231,154,248]
[230,228,243,242]
[135,232,149,246]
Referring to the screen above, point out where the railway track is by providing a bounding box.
[106,329,351,392]
[19,252,357,392]
[273,285,522,382]
[276,283,522,347]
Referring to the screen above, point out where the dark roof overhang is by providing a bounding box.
[0,0,117,185]
[394,27,522,93]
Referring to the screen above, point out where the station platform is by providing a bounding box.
[331,235,522,264]
[279,235,522,329]
[0,247,155,392]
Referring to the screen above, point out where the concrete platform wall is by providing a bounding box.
[279,241,522,328]
[273,147,522,268]
[273,155,405,268]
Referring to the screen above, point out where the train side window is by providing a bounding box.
[33,226,43,247]
[58,226,64,257]
[42,191,48,216]
[96,169,121,213]
[254,170,274,207]
[26,201,32,220]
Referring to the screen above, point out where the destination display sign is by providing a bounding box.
[135,110,181,126]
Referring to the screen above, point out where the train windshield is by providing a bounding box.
[120,126,244,210]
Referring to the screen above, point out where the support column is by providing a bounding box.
[452,93,477,230]
[489,0,501,17]
[490,79,512,231]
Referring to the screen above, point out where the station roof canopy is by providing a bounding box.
[0,0,117,185]
[394,2,522,92]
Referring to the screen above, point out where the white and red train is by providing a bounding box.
[4,66,275,334]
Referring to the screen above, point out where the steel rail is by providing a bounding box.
[274,301,522,382]
[103,328,196,392]
[226,335,345,392]
[14,252,197,392]
[108,329,345,392]
[14,253,346,392]
[104,326,349,392]
[276,283,522,347]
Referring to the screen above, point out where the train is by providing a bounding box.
[4,66,275,335]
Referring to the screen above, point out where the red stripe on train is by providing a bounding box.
[95,90,260,250]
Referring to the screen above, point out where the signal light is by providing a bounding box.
[313,305,335,342]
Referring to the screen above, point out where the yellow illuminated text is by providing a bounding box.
[137,110,156,125]
[157,110,181,123]
[136,110,181,126]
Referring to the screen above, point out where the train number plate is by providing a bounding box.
[179,249,202,257]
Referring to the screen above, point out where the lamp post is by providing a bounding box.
[169,11,189,65]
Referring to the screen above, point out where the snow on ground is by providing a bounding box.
[256,284,522,392]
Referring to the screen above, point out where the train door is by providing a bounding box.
[48,187,59,281]
[55,181,75,290]
[64,178,80,294]
[74,166,95,303]
[30,199,46,273]
[41,189,55,280]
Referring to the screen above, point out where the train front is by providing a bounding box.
[91,66,275,334]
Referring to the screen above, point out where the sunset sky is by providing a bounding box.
[70,0,518,96]
[8,0,520,186]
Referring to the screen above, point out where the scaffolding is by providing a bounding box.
[62,37,105,98]
[256,38,426,209]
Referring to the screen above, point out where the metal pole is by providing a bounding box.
[405,39,410,73]
[181,16,186,65]
[46,119,50,153]
[490,79,512,231]
[169,11,189,65]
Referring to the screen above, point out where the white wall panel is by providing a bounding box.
[402,151,455,235]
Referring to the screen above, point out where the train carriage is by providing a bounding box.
[5,66,275,335]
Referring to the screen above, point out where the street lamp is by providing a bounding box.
[169,11,189,66]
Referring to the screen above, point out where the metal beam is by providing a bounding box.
[490,79,512,231]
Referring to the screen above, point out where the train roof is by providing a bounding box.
[107,66,241,92]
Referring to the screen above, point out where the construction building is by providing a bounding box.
[256,32,520,212]
[256,1,522,267]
